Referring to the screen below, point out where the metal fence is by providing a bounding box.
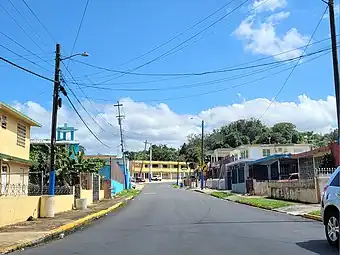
[28,184,73,196]
[0,183,27,196]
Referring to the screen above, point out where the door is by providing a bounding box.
[1,165,8,193]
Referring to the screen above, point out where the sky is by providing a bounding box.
[1,0,340,155]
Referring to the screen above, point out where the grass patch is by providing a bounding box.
[211,191,233,199]
[309,210,321,216]
[234,197,294,209]
[172,184,179,188]
[117,189,140,198]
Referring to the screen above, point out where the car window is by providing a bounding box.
[330,173,340,187]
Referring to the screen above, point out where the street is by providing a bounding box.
[15,183,337,255]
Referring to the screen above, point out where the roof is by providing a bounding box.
[84,155,117,160]
[251,154,292,165]
[0,102,41,127]
[225,158,255,167]
[31,139,80,145]
[132,160,187,165]
[0,153,34,166]
[292,145,331,158]
[236,143,311,149]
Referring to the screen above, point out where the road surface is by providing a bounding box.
[16,183,337,254]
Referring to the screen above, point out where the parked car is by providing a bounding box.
[136,177,146,183]
[151,175,162,181]
[278,173,299,182]
[321,166,340,247]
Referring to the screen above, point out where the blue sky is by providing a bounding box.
[1,0,340,153]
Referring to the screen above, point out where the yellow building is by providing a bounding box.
[0,102,40,195]
[130,160,189,180]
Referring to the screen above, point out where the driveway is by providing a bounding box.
[15,183,337,254]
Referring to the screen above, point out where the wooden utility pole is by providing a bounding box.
[114,101,128,189]
[328,0,340,144]
[49,43,61,195]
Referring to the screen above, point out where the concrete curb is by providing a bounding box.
[193,190,323,222]
[300,213,322,222]
[0,196,135,254]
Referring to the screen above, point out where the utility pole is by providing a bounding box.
[176,159,180,186]
[138,140,148,178]
[48,43,61,196]
[328,0,340,145]
[149,143,152,182]
[114,101,128,189]
[201,120,204,190]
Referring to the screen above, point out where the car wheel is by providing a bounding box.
[325,209,339,247]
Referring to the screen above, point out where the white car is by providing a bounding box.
[321,166,340,247]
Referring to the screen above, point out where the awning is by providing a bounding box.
[250,154,292,165]
[0,153,35,166]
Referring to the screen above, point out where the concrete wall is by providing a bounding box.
[81,189,93,205]
[54,195,74,213]
[99,190,105,200]
[0,194,75,227]
[254,180,319,203]
[318,176,330,195]
[232,183,246,194]
[253,180,269,196]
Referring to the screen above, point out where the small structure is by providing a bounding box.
[0,101,40,195]
[31,123,80,159]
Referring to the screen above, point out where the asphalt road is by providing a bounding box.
[16,183,338,255]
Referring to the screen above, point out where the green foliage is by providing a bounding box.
[29,144,105,186]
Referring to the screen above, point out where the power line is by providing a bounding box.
[0,55,54,82]
[67,0,90,67]
[71,47,332,91]
[0,1,45,52]
[6,0,49,48]
[86,49,331,104]
[258,6,328,120]
[95,0,252,81]
[21,0,57,44]
[63,92,111,148]
[71,35,337,78]
[0,43,52,73]
[61,64,111,135]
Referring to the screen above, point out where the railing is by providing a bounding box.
[0,183,28,196]
[315,168,336,176]
[28,184,73,196]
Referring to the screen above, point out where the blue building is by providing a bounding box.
[85,155,130,196]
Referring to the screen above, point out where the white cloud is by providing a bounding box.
[13,94,336,154]
[233,13,309,60]
[253,0,287,12]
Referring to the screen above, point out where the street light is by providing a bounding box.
[60,52,89,61]
[48,44,89,196]
[190,117,204,190]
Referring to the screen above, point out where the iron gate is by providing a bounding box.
[93,174,99,202]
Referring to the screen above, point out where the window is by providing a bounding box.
[152,164,158,168]
[17,122,26,147]
[262,149,270,157]
[232,168,238,184]
[162,164,168,168]
[284,148,288,153]
[277,148,283,152]
[145,164,149,168]
[245,150,249,158]
[238,166,245,183]
[1,115,7,129]
[330,173,340,187]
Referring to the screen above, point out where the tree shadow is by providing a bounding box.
[296,240,338,254]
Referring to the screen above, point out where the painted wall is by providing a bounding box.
[99,190,105,200]
[81,189,93,205]
[111,180,124,195]
[232,183,246,194]
[54,195,74,213]
[0,194,74,227]
[1,161,29,185]
[0,109,31,159]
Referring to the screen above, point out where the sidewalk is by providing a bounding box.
[0,190,140,254]
[191,188,321,221]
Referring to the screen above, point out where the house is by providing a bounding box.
[31,123,80,159]
[0,101,40,195]
[84,155,128,195]
[218,144,312,193]
[130,160,188,180]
